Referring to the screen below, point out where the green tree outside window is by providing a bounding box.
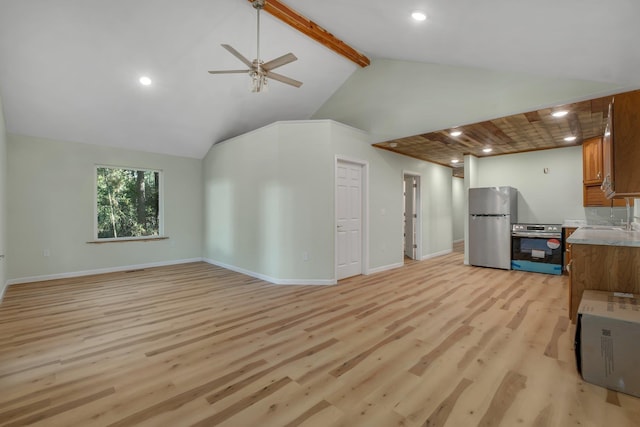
[96,167,161,239]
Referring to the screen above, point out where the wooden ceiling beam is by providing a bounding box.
[248,0,370,67]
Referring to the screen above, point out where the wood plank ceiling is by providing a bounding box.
[373,93,623,178]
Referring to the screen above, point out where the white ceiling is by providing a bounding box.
[1,0,639,159]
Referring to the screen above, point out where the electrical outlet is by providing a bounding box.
[43,249,50,257]
[302,251,309,261]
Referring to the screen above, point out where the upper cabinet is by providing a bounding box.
[601,90,640,198]
[583,137,603,185]
[582,136,627,207]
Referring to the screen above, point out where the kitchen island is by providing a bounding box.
[566,226,640,321]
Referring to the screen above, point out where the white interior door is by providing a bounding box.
[404,175,416,259]
[336,160,363,280]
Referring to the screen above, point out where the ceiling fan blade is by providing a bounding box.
[262,53,297,71]
[266,71,303,88]
[208,70,250,74]
[221,44,253,68]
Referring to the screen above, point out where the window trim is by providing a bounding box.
[94,164,165,241]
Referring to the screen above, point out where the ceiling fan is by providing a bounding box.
[208,0,302,92]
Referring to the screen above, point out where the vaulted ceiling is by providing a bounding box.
[1,1,639,159]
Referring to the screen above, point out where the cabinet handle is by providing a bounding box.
[597,171,601,179]
[566,261,572,273]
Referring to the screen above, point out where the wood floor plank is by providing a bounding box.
[477,370,527,427]
[1,248,639,426]
[421,377,473,427]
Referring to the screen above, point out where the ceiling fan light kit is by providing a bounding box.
[208,0,302,93]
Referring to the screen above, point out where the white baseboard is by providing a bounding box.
[203,258,336,286]
[0,283,6,302]
[453,239,464,243]
[6,258,203,286]
[367,262,404,275]
[421,249,453,260]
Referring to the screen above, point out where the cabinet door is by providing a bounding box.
[612,90,640,196]
[584,185,632,207]
[582,137,603,184]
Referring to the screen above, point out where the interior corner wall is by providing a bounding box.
[202,122,335,282]
[202,120,454,284]
[6,135,203,282]
[0,94,7,299]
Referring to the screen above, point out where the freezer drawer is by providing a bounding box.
[469,215,511,269]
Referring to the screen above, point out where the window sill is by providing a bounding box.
[87,236,169,244]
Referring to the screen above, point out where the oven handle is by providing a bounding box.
[511,232,562,238]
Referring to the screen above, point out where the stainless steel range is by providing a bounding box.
[511,224,563,275]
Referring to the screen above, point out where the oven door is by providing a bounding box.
[511,232,563,275]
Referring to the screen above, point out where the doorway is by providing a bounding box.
[336,158,367,280]
[403,173,421,261]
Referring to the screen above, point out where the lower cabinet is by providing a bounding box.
[569,243,640,321]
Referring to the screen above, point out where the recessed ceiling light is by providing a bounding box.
[389,142,398,148]
[411,11,427,21]
[139,76,152,86]
[552,110,568,117]
[483,148,493,153]
[450,130,462,137]
[564,136,577,142]
[451,159,459,164]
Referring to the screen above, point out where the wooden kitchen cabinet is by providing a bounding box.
[569,243,640,321]
[583,186,629,207]
[582,135,629,207]
[601,89,640,199]
[582,137,602,185]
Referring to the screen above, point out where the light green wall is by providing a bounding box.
[203,120,453,283]
[313,58,627,144]
[0,94,6,298]
[476,146,629,225]
[7,135,203,282]
[477,147,584,224]
[452,177,465,242]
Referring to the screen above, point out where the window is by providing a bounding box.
[96,166,162,240]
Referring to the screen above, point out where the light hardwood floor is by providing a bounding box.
[1,248,639,426]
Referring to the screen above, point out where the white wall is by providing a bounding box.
[452,177,465,242]
[7,135,203,283]
[202,121,335,283]
[202,120,453,284]
[0,94,7,299]
[327,122,453,267]
[476,147,583,223]
[475,146,627,225]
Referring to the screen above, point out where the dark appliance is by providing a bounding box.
[511,224,563,275]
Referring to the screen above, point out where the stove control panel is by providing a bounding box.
[512,224,562,232]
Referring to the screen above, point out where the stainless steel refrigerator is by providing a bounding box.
[469,186,518,270]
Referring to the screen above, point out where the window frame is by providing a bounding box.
[93,164,165,242]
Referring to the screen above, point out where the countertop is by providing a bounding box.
[566,226,640,247]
